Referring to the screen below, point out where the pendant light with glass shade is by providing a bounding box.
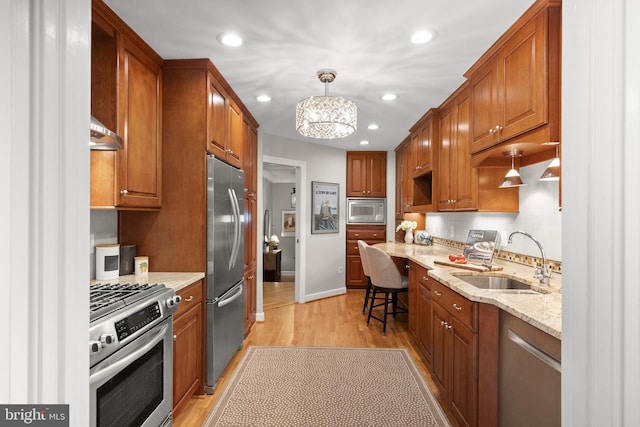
[539,143,561,181]
[499,150,527,188]
[296,69,357,139]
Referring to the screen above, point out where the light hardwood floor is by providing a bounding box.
[262,275,295,311]
[173,289,459,427]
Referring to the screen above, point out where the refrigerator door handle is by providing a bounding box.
[217,283,243,308]
[231,188,241,268]
[227,188,240,269]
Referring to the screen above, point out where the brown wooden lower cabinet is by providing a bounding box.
[345,225,386,288]
[172,280,204,418]
[408,272,500,427]
[244,268,256,336]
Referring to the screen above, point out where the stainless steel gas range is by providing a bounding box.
[89,282,181,427]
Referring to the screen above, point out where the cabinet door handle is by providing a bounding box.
[434,290,442,296]
[354,233,360,237]
[120,190,128,195]
[422,276,428,281]
[441,320,446,327]
[373,234,378,237]
[184,296,194,302]
[453,303,462,311]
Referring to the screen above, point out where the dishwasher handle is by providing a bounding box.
[508,329,562,373]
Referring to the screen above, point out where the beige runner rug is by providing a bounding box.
[203,346,451,427]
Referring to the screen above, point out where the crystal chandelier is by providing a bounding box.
[296,69,357,139]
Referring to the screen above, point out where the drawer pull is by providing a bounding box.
[453,303,462,311]
[434,290,442,297]
[184,296,194,302]
[422,276,428,281]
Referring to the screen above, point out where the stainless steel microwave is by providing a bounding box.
[346,198,386,224]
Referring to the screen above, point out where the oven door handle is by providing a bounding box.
[90,323,169,384]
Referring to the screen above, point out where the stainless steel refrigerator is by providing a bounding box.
[205,155,245,393]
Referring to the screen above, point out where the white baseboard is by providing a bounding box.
[304,287,347,303]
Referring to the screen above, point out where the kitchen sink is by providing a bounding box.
[453,274,545,294]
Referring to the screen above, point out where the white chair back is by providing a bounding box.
[357,240,371,277]
[365,245,407,289]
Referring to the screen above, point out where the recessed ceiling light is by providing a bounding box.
[381,93,397,101]
[256,94,271,102]
[216,32,243,47]
[360,140,370,145]
[410,30,437,44]
[367,124,379,130]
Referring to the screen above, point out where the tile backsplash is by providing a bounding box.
[425,161,562,263]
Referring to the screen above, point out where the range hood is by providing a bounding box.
[90,116,122,150]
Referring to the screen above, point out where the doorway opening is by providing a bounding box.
[260,156,307,318]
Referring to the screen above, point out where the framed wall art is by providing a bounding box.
[281,209,296,237]
[311,181,339,234]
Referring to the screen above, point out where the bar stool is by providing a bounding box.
[357,240,373,314]
[365,245,408,335]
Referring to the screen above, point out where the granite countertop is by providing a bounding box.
[91,272,205,293]
[375,242,562,339]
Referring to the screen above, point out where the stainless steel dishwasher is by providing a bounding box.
[499,311,561,427]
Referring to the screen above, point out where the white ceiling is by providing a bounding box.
[103,0,535,152]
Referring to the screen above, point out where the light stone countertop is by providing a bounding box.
[375,242,562,339]
[91,272,205,293]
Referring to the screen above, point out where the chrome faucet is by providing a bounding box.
[507,231,552,286]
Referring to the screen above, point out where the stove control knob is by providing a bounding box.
[89,341,102,353]
[100,333,115,346]
[165,295,182,309]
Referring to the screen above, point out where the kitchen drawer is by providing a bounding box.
[347,229,385,240]
[347,239,383,255]
[174,280,204,320]
[431,280,476,329]
[417,267,431,289]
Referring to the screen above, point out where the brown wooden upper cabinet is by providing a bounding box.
[207,73,243,169]
[346,151,387,198]
[468,8,552,154]
[409,109,437,177]
[91,0,162,209]
[438,85,478,211]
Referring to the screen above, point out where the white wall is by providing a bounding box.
[262,134,347,299]
[426,161,562,261]
[1,0,90,424]
[562,0,640,424]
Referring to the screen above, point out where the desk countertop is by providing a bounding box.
[375,242,562,339]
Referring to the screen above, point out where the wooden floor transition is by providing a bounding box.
[262,275,295,311]
[173,289,459,427]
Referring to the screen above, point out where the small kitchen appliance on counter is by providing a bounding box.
[95,243,120,280]
[119,244,137,275]
[89,282,181,427]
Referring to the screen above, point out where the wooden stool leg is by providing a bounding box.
[367,288,377,325]
[382,291,390,334]
[392,292,398,318]
[362,278,371,314]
